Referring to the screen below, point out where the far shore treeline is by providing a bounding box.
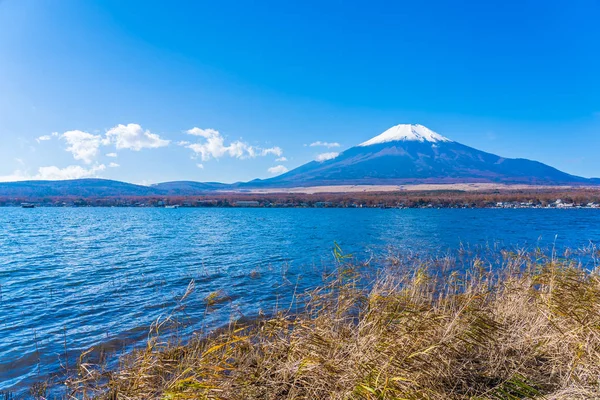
[2,188,600,209]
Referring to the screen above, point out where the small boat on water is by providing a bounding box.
[165,205,180,209]
[21,203,35,208]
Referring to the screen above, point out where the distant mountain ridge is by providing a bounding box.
[151,181,231,195]
[250,124,592,187]
[1,124,598,199]
[0,179,159,198]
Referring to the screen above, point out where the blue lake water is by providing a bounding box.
[1,207,600,393]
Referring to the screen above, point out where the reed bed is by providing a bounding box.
[63,247,600,399]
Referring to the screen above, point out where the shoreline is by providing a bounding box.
[2,187,600,209]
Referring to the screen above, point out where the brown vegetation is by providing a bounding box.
[3,188,600,208]
[64,248,600,399]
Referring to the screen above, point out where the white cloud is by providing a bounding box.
[310,141,340,148]
[177,140,190,146]
[105,123,170,151]
[275,156,288,162]
[184,127,250,161]
[196,163,204,169]
[56,124,168,163]
[9,124,172,180]
[268,165,288,175]
[187,128,220,138]
[36,132,59,144]
[36,135,52,143]
[316,152,339,162]
[0,164,107,182]
[0,170,28,182]
[261,147,283,157]
[37,164,106,180]
[15,158,25,165]
[184,127,282,162]
[61,130,104,164]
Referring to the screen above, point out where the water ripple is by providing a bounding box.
[1,208,599,393]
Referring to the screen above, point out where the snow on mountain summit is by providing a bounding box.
[359,124,452,146]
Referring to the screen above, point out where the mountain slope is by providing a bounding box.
[151,181,231,195]
[253,124,589,187]
[0,179,236,198]
[0,179,162,198]
[0,124,596,199]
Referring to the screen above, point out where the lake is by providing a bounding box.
[1,207,600,394]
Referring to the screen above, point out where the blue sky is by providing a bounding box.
[1,0,599,184]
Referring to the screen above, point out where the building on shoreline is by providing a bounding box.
[235,200,260,207]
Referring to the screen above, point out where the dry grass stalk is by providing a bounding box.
[65,250,600,399]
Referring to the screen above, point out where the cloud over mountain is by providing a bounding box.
[61,130,104,164]
[310,141,340,148]
[183,127,284,162]
[57,124,169,165]
[105,124,170,151]
[0,164,107,182]
[315,152,339,162]
[268,165,288,175]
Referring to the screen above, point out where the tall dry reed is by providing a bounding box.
[65,247,600,399]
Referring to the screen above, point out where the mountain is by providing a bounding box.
[151,181,231,195]
[0,179,162,198]
[0,179,235,198]
[251,124,591,187]
[0,124,597,199]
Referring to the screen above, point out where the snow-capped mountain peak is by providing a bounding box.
[254,123,594,187]
[359,124,452,146]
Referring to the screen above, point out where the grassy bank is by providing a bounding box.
[63,248,600,399]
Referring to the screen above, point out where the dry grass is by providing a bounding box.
[65,248,600,399]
